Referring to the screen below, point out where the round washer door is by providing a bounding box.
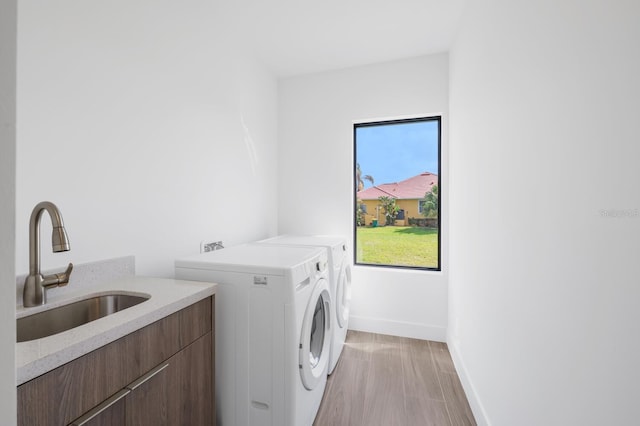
[335,260,351,329]
[299,278,332,390]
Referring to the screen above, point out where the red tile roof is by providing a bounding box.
[357,172,438,200]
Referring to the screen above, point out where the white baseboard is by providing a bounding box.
[447,338,491,426]
[348,315,447,342]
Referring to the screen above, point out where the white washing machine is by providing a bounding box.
[257,235,351,375]
[175,243,332,426]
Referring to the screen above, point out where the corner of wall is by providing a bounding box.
[447,337,491,426]
[349,315,447,342]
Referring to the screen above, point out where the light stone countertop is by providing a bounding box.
[16,276,216,385]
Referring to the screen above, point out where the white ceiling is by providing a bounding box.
[223,0,467,77]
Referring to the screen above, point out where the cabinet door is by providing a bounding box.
[126,331,214,426]
[169,331,214,425]
[125,362,171,425]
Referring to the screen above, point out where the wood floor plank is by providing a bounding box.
[402,337,445,401]
[405,395,452,426]
[342,329,376,360]
[439,371,477,426]
[430,341,457,373]
[345,329,373,343]
[314,355,369,426]
[361,333,407,426]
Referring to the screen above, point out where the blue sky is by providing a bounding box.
[356,119,439,188]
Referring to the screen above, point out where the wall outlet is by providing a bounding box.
[200,241,224,253]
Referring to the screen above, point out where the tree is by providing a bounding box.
[356,163,375,192]
[355,164,375,226]
[378,196,399,226]
[356,163,363,191]
[356,203,365,226]
[422,184,438,218]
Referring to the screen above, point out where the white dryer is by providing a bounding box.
[257,235,351,375]
[175,243,332,426]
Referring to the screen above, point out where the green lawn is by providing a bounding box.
[355,226,439,268]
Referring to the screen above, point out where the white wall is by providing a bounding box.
[0,0,17,421]
[16,0,278,278]
[449,1,640,424]
[278,54,449,340]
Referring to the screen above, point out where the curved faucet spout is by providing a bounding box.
[24,201,72,307]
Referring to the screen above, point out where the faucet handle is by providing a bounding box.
[56,263,74,287]
[42,262,74,288]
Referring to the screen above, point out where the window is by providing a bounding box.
[418,200,426,214]
[354,116,441,270]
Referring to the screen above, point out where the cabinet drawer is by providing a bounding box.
[18,296,213,426]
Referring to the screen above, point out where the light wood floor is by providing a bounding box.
[314,331,476,426]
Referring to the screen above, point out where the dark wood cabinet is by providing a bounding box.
[125,332,213,425]
[18,296,215,426]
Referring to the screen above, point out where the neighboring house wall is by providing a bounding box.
[397,199,422,220]
[359,199,380,225]
[359,198,425,226]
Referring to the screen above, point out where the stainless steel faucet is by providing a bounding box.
[23,201,73,307]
